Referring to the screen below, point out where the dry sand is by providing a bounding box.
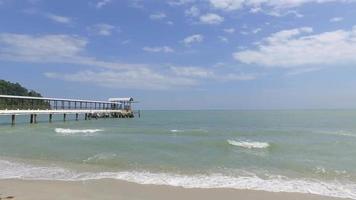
[0,179,347,200]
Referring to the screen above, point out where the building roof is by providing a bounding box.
[108,97,134,102]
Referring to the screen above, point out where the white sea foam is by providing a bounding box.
[317,130,356,138]
[83,153,117,163]
[170,129,184,133]
[55,128,103,136]
[0,159,356,199]
[314,166,349,177]
[227,140,270,149]
[170,129,208,133]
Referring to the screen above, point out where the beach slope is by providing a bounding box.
[0,179,344,200]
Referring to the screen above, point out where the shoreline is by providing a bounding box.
[0,179,346,200]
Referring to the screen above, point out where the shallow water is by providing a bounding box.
[1,110,356,199]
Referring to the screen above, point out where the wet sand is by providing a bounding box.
[0,179,346,200]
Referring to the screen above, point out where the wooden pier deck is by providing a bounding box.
[0,95,136,125]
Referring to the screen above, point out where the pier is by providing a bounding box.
[0,95,137,125]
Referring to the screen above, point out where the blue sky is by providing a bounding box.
[1,0,356,109]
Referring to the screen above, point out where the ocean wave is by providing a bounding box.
[170,129,208,133]
[83,153,117,163]
[227,140,270,149]
[0,159,355,199]
[316,130,356,138]
[170,129,184,133]
[55,128,103,136]
[314,166,349,177]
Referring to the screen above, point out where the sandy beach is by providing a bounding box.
[0,179,345,200]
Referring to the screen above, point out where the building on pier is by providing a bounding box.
[108,97,134,110]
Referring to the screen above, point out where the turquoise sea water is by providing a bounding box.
[1,110,356,198]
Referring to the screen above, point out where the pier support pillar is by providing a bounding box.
[76,113,79,121]
[49,114,53,123]
[30,114,34,124]
[11,114,15,126]
[63,114,66,122]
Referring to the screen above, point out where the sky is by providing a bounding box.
[1,0,356,110]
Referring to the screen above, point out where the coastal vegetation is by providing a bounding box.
[0,80,49,109]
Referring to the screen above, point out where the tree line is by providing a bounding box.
[0,80,50,109]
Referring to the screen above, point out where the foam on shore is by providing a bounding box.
[0,159,355,199]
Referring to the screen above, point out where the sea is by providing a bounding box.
[0,110,356,199]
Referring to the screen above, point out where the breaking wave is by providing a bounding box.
[316,130,356,138]
[0,159,355,199]
[170,129,184,133]
[227,140,270,149]
[55,128,103,136]
[83,153,117,163]
[169,129,208,133]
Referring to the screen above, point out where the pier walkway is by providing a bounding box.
[0,95,136,125]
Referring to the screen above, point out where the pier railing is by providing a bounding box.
[0,95,122,111]
[0,95,135,125]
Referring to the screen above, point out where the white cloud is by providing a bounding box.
[0,33,86,62]
[286,67,321,76]
[96,0,111,8]
[170,66,256,81]
[252,28,262,34]
[46,13,72,24]
[0,33,198,90]
[233,26,356,68]
[199,13,224,24]
[171,66,214,78]
[210,0,356,11]
[267,10,304,17]
[167,0,195,6]
[224,28,235,33]
[87,23,117,36]
[250,6,262,13]
[129,0,144,8]
[330,17,344,22]
[121,40,131,45]
[220,73,256,81]
[149,12,167,20]
[0,33,146,70]
[0,33,255,90]
[142,46,174,53]
[182,34,204,45]
[185,6,200,17]
[210,0,243,11]
[45,69,197,90]
[218,36,228,43]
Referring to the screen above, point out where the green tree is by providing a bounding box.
[0,80,50,109]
